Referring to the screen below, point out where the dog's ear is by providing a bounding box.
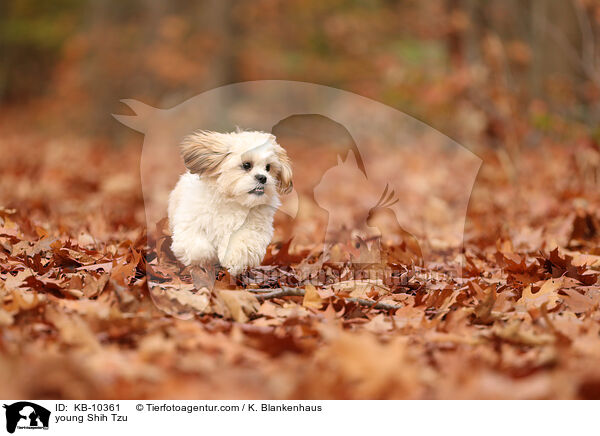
[180,131,230,176]
[274,145,293,194]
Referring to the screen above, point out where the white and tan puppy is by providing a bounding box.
[168,130,292,276]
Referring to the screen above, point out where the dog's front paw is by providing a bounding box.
[219,230,268,276]
[221,245,263,276]
[171,233,216,267]
[221,249,247,276]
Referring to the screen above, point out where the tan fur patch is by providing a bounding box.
[180,131,231,176]
[274,145,293,194]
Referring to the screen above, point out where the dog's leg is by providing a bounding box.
[219,205,275,276]
[171,226,217,267]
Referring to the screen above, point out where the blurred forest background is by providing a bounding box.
[3,1,600,400]
[2,0,600,149]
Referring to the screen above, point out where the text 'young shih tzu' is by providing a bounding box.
[168,130,292,276]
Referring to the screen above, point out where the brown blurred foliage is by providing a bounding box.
[1,122,600,399]
[2,0,600,147]
[2,0,600,400]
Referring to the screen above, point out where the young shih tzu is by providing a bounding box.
[168,130,292,276]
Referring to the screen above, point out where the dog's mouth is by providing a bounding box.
[249,186,265,196]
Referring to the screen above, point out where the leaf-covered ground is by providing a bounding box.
[2,129,600,400]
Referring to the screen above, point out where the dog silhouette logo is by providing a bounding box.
[114,80,481,318]
[3,402,50,433]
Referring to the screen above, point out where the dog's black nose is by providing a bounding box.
[255,174,267,184]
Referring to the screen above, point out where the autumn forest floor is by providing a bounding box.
[2,126,600,400]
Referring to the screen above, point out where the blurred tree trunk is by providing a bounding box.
[202,0,237,88]
[199,0,237,130]
[531,0,547,98]
[446,0,465,69]
[531,0,582,84]
[0,1,8,102]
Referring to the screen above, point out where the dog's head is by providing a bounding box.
[180,130,292,207]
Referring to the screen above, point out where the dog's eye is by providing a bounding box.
[242,162,252,171]
[265,164,271,172]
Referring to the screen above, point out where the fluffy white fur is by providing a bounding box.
[168,130,292,276]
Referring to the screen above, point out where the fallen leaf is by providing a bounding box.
[218,290,260,323]
[302,284,324,309]
[516,278,564,312]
